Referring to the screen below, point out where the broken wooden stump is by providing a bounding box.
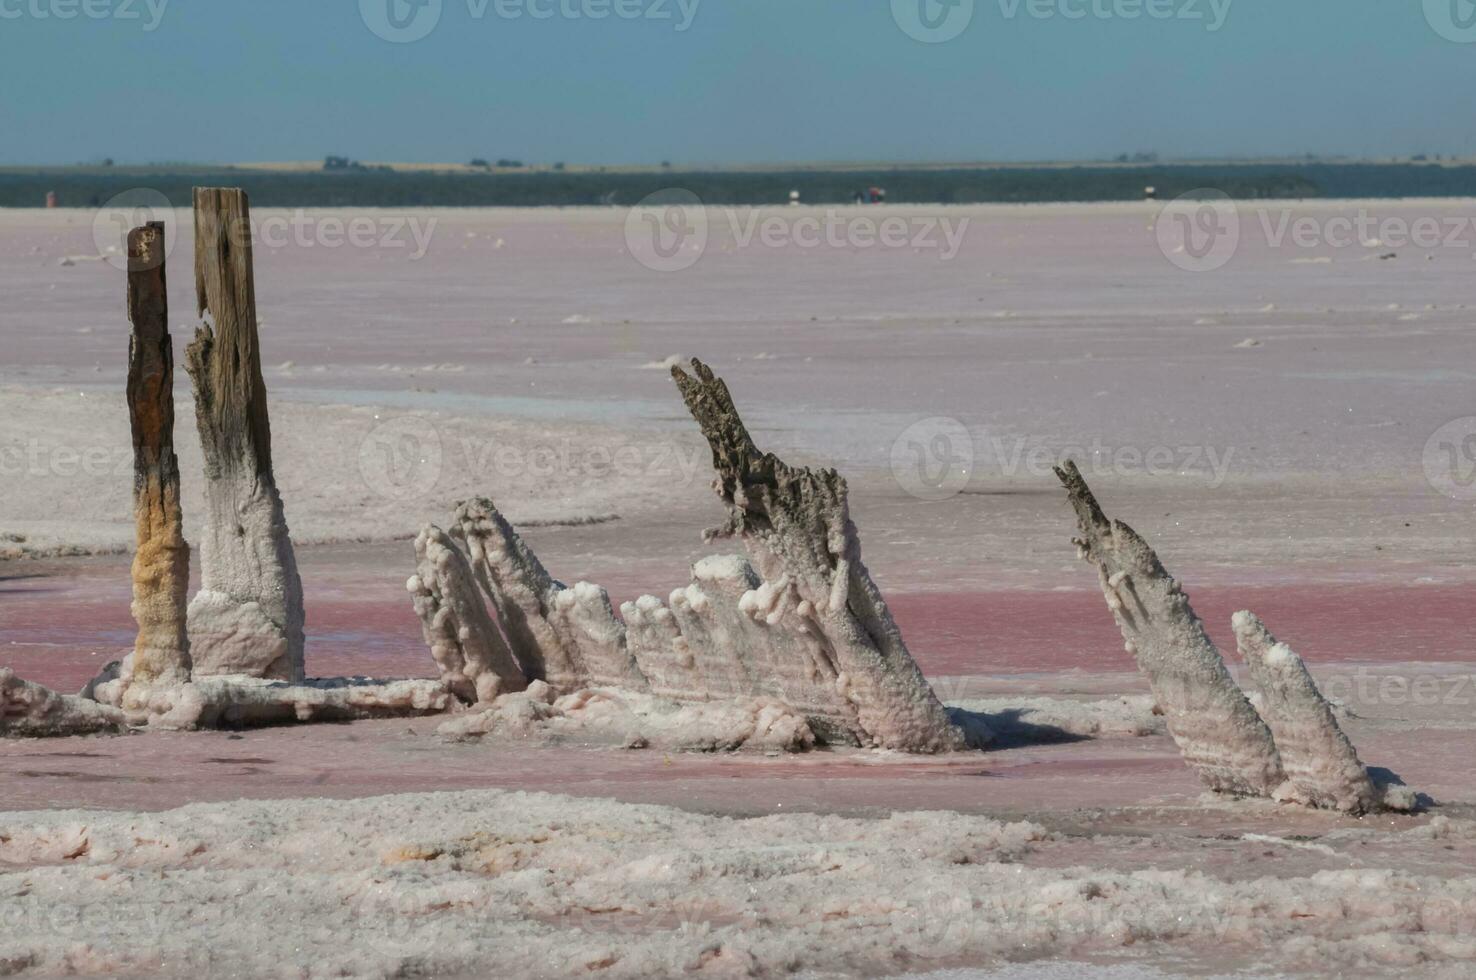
[124,221,192,700]
[670,358,966,752]
[184,187,305,682]
[1055,460,1284,797]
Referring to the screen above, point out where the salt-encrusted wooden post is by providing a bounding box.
[185,188,306,681]
[1056,461,1284,797]
[126,221,192,688]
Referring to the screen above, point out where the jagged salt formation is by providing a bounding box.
[412,363,974,751]
[409,526,528,703]
[1058,462,1416,812]
[1231,611,1410,813]
[671,359,967,752]
[0,669,126,737]
[184,188,305,681]
[428,498,915,747]
[1055,461,1284,796]
[452,498,648,693]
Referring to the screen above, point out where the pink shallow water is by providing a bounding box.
[4,555,1473,694]
[0,717,1194,815]
[5,555,1476,820]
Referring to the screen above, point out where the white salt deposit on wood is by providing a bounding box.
[155,675,454,729]
[409,525,527,703]
[0,669,125,737]
[453,497,623,692]
[422,492,973,751]
[184,189,305,682]
[440,681,816,753]
[670,359,966,752]
[1059,464,1419,814]
[1233,610,1407,814]
[1056,461,1283,796]
[425,360,977,754]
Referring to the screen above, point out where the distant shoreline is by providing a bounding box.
[6,160,1476,208]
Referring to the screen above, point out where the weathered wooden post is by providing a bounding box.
[185,187,305,681]
[125,221,192,691]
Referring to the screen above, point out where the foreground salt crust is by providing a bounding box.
[1,788,1473,979]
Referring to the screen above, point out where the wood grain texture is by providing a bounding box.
[184,188,305,681]
[126,221,192,688]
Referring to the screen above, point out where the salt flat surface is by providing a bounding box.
[1,787,1472,979]
[3,202,1476,977]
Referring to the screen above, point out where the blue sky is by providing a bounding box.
[1,0,1473,165]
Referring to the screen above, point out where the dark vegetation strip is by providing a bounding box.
[6,163,1476,208]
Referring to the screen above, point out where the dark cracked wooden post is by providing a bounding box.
[184,187,305,681]
[126,221,191,690]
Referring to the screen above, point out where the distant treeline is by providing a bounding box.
[7,163,1476,208]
